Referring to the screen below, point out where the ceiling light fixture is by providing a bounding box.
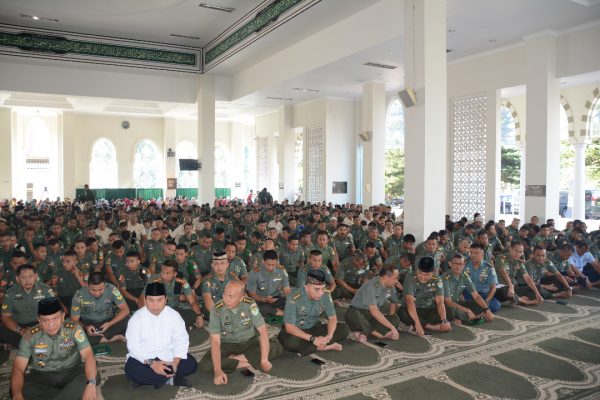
[266,96,292,101]
[292,88,320,93]
[170,33,201,40]
[20,14,59,23]
[448,28,456,33]
[364,62,397,70]
[199,3,235,12]
[489,39,497,43]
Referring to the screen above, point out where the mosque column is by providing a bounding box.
[572,141,588,220]
[278,105,295,203]
[164,117,177,199]
[403,0,447,241]
[486,89,501,220]
[361,81,386,207]
[519,145,527,218]
[197,75,215,205]
[524,32,561,222]
[0,108,13,199]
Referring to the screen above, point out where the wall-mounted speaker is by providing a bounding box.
[358,131,372,142]
[398,87,417,108]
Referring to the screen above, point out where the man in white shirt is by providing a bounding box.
[95,219,112,247]
[124,282,197,389]
[569,240,600,287]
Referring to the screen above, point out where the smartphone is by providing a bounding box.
[310,358,325,366]
[240,368,255,378]
[374,341,388,348]
[164,365,174,374]
[94,327,103,334]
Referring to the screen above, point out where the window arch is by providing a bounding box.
[89,138,118,188]
[215,142,230,188]
[384,99,405,203]
[176,140,198,188]
[133,140,161,188]
[590,95,600,139]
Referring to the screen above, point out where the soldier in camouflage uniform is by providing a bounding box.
[278,235,305,287]
[50,250,85,311]
[494,241,543,306]
[246,250,291,317]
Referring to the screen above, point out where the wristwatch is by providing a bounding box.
[86,378,97,386]
[482,307,489,312]
[145,358,154,366]
[309,335,316,343]
[441,319,448,324]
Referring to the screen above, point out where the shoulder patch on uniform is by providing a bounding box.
[242,296,253,303]
[28,325,41,335]
[229,272,238,279]
[64,321,77,329]
[215,300,224,309]
[293,292,302,300]
[253,266,260,272]
[277,264,285,270]
[205,274,213,280]
[175,278,186,285]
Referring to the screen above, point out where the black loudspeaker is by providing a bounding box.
[179,159,199,171]
[398,88,417,108]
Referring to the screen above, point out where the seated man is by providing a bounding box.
[344,264,401,342]
[50,250,85,312]
[332,252,369,300]
[279,269,350,355]
[200,251,239,318]
[71,272,130,345]
[116,251,148,312]
[549,244,591,289]
[1,264,55,347]
[139,260,204,329]
[526,245,573,299]
[464,244,501,313]
[296,250,336,292]
[494,241,544,306]
[398,257,452,336]
[199,280,282,385]
[10,298,98,400]
[442,254,494,325]
[569,240,600,288]
[246,249,291,317]
[125,282,197,388]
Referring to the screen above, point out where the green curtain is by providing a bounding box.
[176,188,198,198]
[136,188,163,200]
[215,188,231,198]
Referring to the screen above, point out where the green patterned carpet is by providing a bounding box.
[2,289,600,400]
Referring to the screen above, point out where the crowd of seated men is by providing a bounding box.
[1,196,599,398]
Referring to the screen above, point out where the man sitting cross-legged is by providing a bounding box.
[442,253,494,325]
[198,280,282,385]
[344,264,401,342]
[278,269,350,355]
[125,282,197,389]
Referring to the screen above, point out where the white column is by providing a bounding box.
[197,75,215,205]
[361,81,386,207]
[278,105,295,203]
[403,0,447,241]
[486,90,501,220]
[164,118,177,199]
[519,145,526,218]
[524,32,561,222]
[572,142,587,220]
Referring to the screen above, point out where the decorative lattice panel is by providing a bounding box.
[451,95,487,221]
[256,137,270,191]
[306,127,325,202]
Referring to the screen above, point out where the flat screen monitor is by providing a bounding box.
[179,159,198,171]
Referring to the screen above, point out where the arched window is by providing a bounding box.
[215,142,230,188]
[384,99,405,203]
[176,140,198,188]
[133,140,161,188]
[559,104,575,218]
[89,138,118,189]
[586,97,600,196]
[590,97,600,139]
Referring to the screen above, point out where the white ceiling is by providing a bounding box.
[0,0,600,115]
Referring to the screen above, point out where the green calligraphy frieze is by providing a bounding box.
[0,31,197,66]
[205,0,303,64]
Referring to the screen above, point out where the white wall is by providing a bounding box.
[63,112,165,194]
